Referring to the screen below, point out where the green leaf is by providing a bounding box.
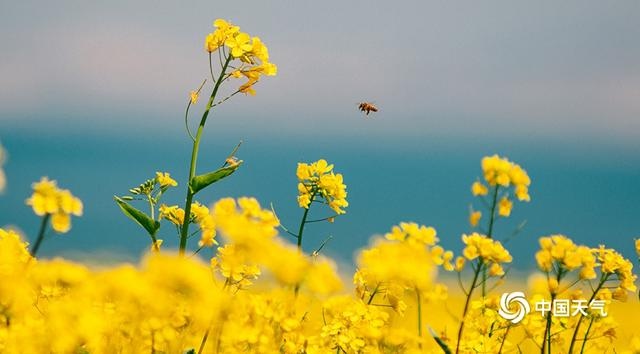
[114,196,160,236]
[190,161,242,195]
[183,349,196,354]
[429,327,452,354]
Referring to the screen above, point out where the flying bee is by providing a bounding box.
[358,102,378,116]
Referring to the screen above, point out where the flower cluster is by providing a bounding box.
[320,296,389,353]
[471,154,531,221]
[354,223,451,319]
[297,159,348,214]
[25,177,83,233]
[595,246,637,293]
[210,197,342,293]
[155,171,177,188]
[479,154,531,200]
[535,234,596,281]
[159,202,217,248]
[204,19,277,95]
[462,232,512,276]
[456,296,514,353]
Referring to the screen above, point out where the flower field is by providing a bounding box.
[1,19,639,354]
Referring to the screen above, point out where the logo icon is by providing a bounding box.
[498,292,530,324]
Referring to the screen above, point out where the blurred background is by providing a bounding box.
[1,0,639,270]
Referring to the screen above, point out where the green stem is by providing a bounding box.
[455,260,482,354]
[30,214,51,257]
[541,293,556,354]
[179,55,232,254]
[296,191,317,250]
[147,194,155,221]
[198,328,210,354]
[567,274,609,354]
[482,185,499,298]
[486,185,499,238]
[498,325,511,353]
[294,191,317,295]
[367,283,380,304]
[579,317,595,354]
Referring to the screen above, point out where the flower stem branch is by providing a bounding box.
[30,213,51,257]
[568,274,609,354]
[179,54,232,254]
[455,259,482,354]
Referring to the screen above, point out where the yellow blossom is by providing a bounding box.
[385,222,438,246]
[155,172,177,188]
[462,232,512,267]
[159,204,185,226]
[25,177,82,234]
[471,181,488,196]
[296,159,348,215]
[189,90,199,104]
[225,32,253,58]
[469,209,482,227]
[455,256,466,272]
[498,196,513,217]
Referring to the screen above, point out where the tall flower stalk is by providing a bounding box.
[114,19,276,254]
[179,55,232,253]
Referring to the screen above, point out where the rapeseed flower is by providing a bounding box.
[203,19,277,95]
[481,155,531,200]
[498,196,513,217]
[535,235,596,280]
[297,159,348,215]
[469,209,481,227]
[596,246,637,292]
[155,171,177,188]
[26,177,82,233]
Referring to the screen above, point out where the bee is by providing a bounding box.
[358,102,378,116]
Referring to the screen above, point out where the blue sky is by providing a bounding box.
[1,0,639,144]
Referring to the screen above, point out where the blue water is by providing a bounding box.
[1,129,639,271]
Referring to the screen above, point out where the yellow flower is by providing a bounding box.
[469,209,482,227]
[159,204,185,226]
[189,90,199,104]
[26,177,82,234]
[26,177,58,215]
[51,212,71,233]
[205,19,240,53]
[462,232,512,266]
[498,196,513,217]
[471,181,488,196]
[488,262,504,276]
[479,155,531,202]
[384,222,438,246]
[191,202,217,248]
[225,32,253,58]
[155,172,177,188]
[296,159,348,215]
[635,238,640,258]
[358,236,436,291]
[596,245,637,292]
